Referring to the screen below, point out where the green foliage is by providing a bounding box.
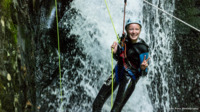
[175,0,200,34]
[0,0,11,16]
[10,21,18,44]
[0,0,18,111]
[0,0,18,44]
[0,81,4,92]
[185,7,200,16]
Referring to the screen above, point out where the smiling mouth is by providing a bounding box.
[131,35,138,38]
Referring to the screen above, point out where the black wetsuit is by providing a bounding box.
[93,37,149,112]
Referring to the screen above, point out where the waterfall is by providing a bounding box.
[143,0,175,111]
[38,0,175,111]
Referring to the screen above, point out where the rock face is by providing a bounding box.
[0,0,199,112]
[171,0,200,109]
[0,0,72,111]
[0,0,36,112]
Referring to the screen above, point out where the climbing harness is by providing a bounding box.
[55,0,63,104]
[143,0,200,32]
[119,48,136,80]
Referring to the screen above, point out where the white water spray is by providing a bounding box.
[143,0,175,111]
[57,0,175,111]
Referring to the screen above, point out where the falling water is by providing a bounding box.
[143,0,175,111]
[39,0,175,111]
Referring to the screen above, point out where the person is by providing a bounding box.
[93,18,150,112]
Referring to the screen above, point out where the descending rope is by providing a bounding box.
[104,0,119,108]
[143,0,200,32]
[122,0,127,35]
[104,0,120,43]
[55,0,62,103]
[104,0,127,108]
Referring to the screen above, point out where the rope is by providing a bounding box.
[122,0,127,35]
[55,0,63,103]
[104,0,119,108]
[143,0,200,32]
[111,48,114,108]
[104,0,120,43]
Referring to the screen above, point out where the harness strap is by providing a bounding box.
[119,44,137,80]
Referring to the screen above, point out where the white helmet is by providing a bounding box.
[125,18,142,29]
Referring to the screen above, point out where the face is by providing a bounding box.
[126,24,141,43]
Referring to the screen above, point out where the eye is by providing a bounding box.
[128,29,134,31]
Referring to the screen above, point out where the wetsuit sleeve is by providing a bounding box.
[113,45,121,61]
[139,52,149,76]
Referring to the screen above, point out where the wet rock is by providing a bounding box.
[171,0,200,109]
[6,73,11,81]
